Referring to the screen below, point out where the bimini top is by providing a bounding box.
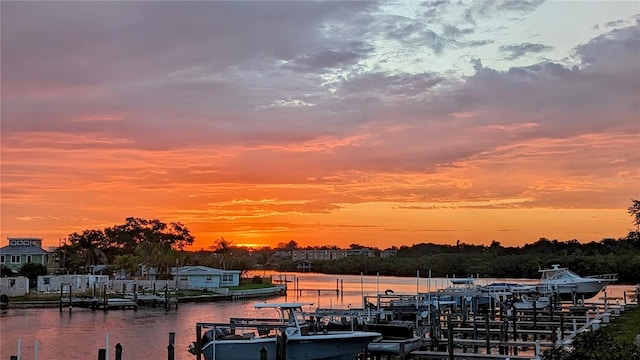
[254,302,314,309]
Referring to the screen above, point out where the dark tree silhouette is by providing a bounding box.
[68,229,108,272]
[210,237,233,269]
[629,199,640,229]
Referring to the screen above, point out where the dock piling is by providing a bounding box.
[512,308,518,355]
[447,316,453,360]
[484,315,490,354]
[103,284,107,312]
[115,343,122,360]
[195,324,202,360]
[167,332,175,360]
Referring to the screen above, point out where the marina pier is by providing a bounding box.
[359,291,636,360]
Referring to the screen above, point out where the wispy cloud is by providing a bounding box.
[1,1,637,248]
[499,43,554,60]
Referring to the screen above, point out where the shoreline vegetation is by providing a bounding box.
[542,305,640,360]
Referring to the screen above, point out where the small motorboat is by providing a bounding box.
[189,302,382,360]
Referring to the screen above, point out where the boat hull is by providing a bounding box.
[513,298,550,310]
[538,281,607,300]
[286,332,379,360]
[198,332,380,360]
[367,337,422,355]
[200,338,277,360]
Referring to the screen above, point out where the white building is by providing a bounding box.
[0,276,29,297]
[37,274,109,293]
[172,266,241,290]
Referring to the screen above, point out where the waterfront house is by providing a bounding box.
[296,260,312,272]
[0,237,49,272]
[172,266,240,290]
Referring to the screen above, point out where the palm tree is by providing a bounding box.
[136,242,176,280]
[68,230,108,273]
[113,254,141,279]
[210,237,232,269]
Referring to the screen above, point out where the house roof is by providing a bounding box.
[0,245,49,255]
[172,265,241,276]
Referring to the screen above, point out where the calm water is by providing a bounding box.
[0,272,634,360]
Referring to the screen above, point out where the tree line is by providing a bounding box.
[285,231,640,283]
[4,200,640,283]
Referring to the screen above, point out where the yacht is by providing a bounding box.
[536,264,617,300]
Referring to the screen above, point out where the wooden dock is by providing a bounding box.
[294,288,340,296]
[59,292,178,311]
[60,297,138,310]
[355,286,637,360]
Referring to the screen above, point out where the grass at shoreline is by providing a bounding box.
[604,304,640,344]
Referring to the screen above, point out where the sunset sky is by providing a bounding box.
[2,1,639,251]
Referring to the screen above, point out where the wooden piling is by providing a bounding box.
[103,284,108,312]
[277,333,286,359]
[447,316,453,360]
[260,346,268,360]
[512,308,518,355]
[472,297,478,353]
[484,315,490,354]
[167,332,175,360]
[115,343,123,360]
[195,324,202,360]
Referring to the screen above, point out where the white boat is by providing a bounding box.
[513,294,551,310]
[189,302,382,360]
[481,282,537,294]
[536,264,617,300]
[480,282,537,303]
[448,277,476,286]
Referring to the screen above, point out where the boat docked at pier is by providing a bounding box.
[312,306,422,356]
[512,293,551,310]
[189,302,382,360]
[536,264,617,300]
